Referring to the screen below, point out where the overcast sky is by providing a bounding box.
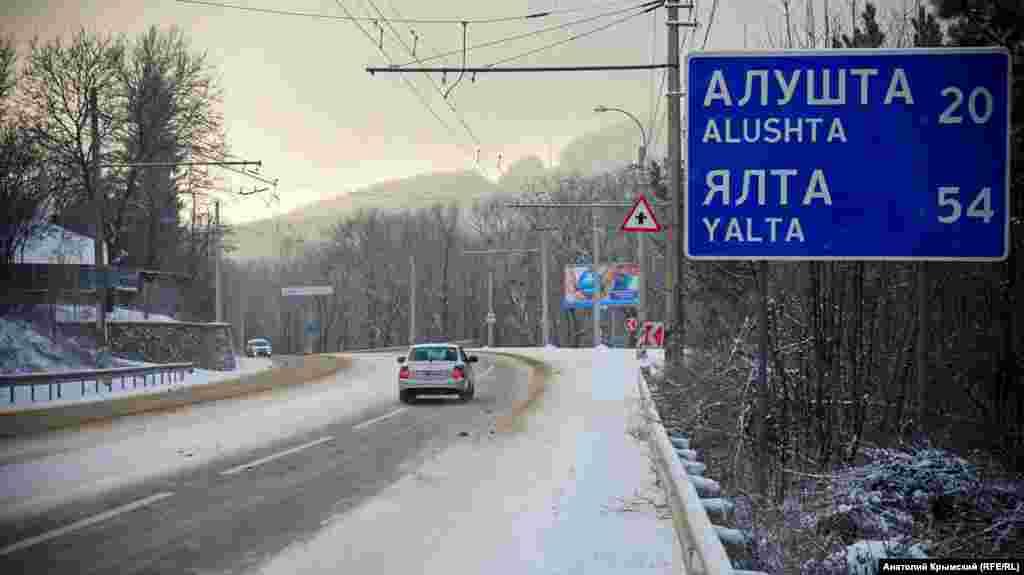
[2,0,920,224]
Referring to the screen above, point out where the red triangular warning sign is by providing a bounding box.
[621,194,662,232]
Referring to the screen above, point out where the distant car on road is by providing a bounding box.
[246,338,273,358]
[397,343,478,404]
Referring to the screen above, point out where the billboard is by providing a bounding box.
[562,263,640,310]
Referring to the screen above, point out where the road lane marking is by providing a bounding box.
[352,407,407,431]
[220,436,334,476]
[0,491,175,557]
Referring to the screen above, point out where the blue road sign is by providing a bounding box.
[685,48,1011,261]
[305,319,320,335]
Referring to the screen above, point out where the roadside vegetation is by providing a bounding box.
[651,2,1022,572]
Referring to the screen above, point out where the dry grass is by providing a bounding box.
[0,355,352,438]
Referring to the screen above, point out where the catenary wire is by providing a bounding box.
[356,0,488,175]
[175,0,659,26]
[701,0,719,49]
[391,0,664,68]
[331,0,478,168]
[480,2,661,68]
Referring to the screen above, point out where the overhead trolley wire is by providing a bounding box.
[701,0,719,49]
[353,0,488,174]
[478,1,662,69]
[390,0,664,68]
[331,0,476,165]
[176,0,659,25]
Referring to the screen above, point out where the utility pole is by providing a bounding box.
[540,230,550,346]
[409,255,416,345]
[592,207,601,347]
[238,274,246,349]
[667,0,683,364]
[488,269,495,347]
[592,105,648,330]
[464,248,543,347]
[89,88,107,347]
[637,147,647,329]
[214,199,222,322]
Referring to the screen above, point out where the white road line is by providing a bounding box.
[352,407,407,431]
[0,491,175,557]
[220,436,334,476]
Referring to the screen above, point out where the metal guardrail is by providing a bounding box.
[0,363,195,405]
[342,339,477,354]
[637,366,769,575]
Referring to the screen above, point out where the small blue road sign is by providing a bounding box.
[686,48,1011,261]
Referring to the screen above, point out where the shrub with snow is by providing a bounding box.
[822,446,980,542]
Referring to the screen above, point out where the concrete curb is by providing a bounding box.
[637,369,737,575]
[0,355,352,439]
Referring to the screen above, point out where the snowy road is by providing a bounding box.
[0,353,527,574]
[0,349,679,575]
[253,348,679,575]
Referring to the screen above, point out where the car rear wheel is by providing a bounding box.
[399,390,414,404]
[459,382,474,402]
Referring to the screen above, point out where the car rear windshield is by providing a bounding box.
[411,347,458,362]
[248,339,269,346]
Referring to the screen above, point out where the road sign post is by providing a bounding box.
[686,48,1011,261]
[625,317,638,333]
[282,285,334,354]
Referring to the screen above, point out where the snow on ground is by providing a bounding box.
[15,224,95,265]
[0,355,397,522]
[0,317,96,374]
[52,304,178,323]
[0,311,178,377]
[253,347,680,575]
[0,356,273,413]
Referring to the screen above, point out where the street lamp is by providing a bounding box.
[594,105,650,342]
[593,106,647,169]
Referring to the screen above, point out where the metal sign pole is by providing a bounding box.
[592,207,601,347]
[487,269,495,347]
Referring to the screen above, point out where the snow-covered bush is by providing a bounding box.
[823,445,980,541]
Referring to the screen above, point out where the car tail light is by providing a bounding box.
[399,366,410,379]
[451,366,464,380]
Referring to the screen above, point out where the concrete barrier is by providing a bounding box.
[637,369,763,575]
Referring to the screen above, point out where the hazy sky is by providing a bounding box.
[2,0,919,224]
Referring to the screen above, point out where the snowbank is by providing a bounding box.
[0,317,95,374]
[0,356,272,413]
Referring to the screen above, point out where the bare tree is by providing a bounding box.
[18,29,125,253]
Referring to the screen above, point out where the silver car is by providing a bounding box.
[246,338,272,358]
[397,343,478,404]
